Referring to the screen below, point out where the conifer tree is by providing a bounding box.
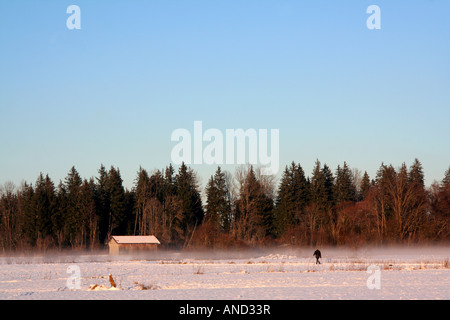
[32,173,57,247]
[322,164,335,207]
[134,167,151,235]
[18,182,34,245]
[149,169,165,203]
[174,162,204,245]
[274,161,308,236]
[205,176,218,224]
[310,160,334,211]
[106,166,127,236]
[96,164,110,243]
[205,166,232,233]
[360,171,371,200]
[443,166,450,187]
[275,165,295,235]
[164,164,176,196]
[335,162,356,204]
[0,182,18,251]
[64,166,83,247]
[409,158,425,188]
[310,159,325,208]
[52,181,67,248]
[80,178,98,250]
[162,164,182,243]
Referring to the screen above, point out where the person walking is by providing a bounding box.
[313,249,321,264]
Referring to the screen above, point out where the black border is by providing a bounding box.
[0,300,443,319]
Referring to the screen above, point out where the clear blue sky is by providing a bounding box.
[1,0,449,190]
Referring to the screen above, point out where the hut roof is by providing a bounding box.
[111,235,160,245]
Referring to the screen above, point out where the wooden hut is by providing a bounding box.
[108,235,160,255]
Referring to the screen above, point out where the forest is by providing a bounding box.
[0,159,449,252]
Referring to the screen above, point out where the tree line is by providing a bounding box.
[0,159,449,252]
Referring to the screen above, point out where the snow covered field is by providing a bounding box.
[0,247,448,300]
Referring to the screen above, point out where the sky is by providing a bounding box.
[0,0,449,191]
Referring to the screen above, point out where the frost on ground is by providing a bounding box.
[0,246,448,300]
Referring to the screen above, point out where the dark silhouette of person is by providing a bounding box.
[313,249,321,264]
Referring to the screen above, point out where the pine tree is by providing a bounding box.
[274,161,308,236]
[409,158,425,188]
[0,182,18,251]
[322,164,335,207]
[294,163,309,207]
[335,162,356,204]
[161,164,181,244]
[310,160,334,211]
[205,166,232,233]
[96,164,110,244]
[64,166,83,248]
[52,181,67,248]
[123,188,136,235]
[32,173,57,248]
[205,176,218,225]
[310,159,325,208]
[174,162,204,245]
[149,169,165,203]
[164,164,176,197]
[80,178,98,250]
[18,182,34,245]
[443,166,450,187]
[106,166,127,236]
[360,171,371,200]
[216,168,233,233]
[275,165,295,235]
[134,167,151,235]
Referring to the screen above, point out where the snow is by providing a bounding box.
[0,247,448,300]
